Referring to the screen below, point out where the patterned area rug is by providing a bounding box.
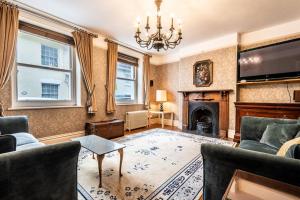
[77,129,235,200]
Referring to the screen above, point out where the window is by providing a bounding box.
[13,21,79,107]
[115,53,139,104]
[41,45,58,67]
[42,83,59,99]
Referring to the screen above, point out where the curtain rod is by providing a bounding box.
[10,0,98,38]
[105,38,152,57]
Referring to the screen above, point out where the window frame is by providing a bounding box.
[115,54,139,104]
[12,21,79,108]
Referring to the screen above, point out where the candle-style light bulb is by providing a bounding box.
[136,16,141,24]
[170,13,174,29]
[177,19,182,32]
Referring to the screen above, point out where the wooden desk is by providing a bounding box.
[223,170,300,200]
[149,110,174,128]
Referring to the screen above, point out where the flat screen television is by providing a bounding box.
[238,38,300,82]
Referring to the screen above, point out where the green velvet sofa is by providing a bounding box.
[201,116,300,200]
[0,116,81,199]
[0,116,45,151]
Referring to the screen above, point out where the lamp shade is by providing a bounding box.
[156,90,167,102]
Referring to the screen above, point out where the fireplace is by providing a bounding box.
[189,101,219,136]
[178,90,232,138]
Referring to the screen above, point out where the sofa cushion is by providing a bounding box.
[16,142,45,151]
[260,123,300,149]
[11,132,39,146]
[285,144,300,159]
[277,137,300,157]
[240,140,278,154]
[296,131,300,138]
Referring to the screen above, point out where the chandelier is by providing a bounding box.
[134,0,183,51]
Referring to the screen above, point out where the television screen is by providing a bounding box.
[238,39,300,81]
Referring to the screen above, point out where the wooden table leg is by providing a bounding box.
[118,148,123,176]
[162,113,165,128]
[97,154,104,188]
[171,112,174,127]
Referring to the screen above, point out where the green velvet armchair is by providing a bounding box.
[201,116,300,200]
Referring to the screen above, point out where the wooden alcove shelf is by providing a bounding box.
[237,78,300,85]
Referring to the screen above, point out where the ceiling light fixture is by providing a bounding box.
[134,0,183,52]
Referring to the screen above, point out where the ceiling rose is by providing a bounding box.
[134,0,183,52]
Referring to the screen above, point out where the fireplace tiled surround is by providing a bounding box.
[178,90,232,138]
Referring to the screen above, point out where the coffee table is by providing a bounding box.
[72,135,125,188]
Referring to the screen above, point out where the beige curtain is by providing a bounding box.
[143,55,151,108]
[106,41,118,113]
[72,30,97,113]
[0,2,19,117]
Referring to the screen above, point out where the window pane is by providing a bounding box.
[17,31,71,70]
[17,65,71,101]
[41,45,58,67]
[117,62,135,79]
[42,83,59,99]
[115,79,135,101]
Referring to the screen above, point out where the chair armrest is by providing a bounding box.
[0,141,81,200]
[0,135,16,153]
[0,116,29,135]
[201,143,300,200]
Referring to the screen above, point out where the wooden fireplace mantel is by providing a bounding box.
[178,89,233,97]
[178,89,233,137]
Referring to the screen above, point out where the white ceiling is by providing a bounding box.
[17,0,300,55]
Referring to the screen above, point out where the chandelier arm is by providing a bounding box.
[165,34,182,46]
[136,34,152,44]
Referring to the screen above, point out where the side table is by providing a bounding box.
[149,110,174,128]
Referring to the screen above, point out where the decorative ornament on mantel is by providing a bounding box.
[134,0,183,52]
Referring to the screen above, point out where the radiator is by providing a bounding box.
[126,110,148,131]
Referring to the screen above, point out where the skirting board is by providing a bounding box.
[38,131,85,144]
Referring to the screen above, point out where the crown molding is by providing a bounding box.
[240,18,300,46]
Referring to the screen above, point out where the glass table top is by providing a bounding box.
[72,135,125,155]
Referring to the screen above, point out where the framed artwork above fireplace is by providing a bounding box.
[193,59,213,87]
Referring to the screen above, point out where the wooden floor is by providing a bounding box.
[125,124,181,135]
[42,124,231,146]
[41,124,180,145]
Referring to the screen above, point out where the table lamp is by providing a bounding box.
[156,90,167,111]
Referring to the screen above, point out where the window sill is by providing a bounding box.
[8,105,84,111]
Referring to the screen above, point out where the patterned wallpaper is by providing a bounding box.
[0,46,144,138]
[151,46,238,130]
[150,62,180,120]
